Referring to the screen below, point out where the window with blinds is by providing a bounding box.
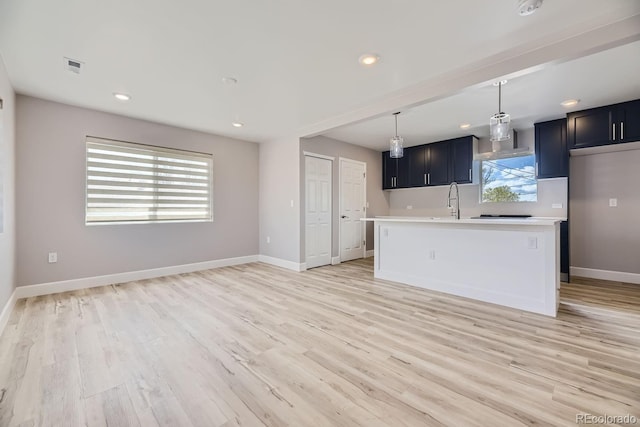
[86,137,213,224]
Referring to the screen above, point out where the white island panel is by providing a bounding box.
[370,218,560,316]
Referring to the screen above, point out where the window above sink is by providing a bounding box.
[481,154,537,203]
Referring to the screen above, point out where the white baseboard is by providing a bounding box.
[258,255,306,272]
[331,256,341,265]
[570,267,640,285]
[365,250,374,258]
[15,255,259,299]
[0,289,18,338]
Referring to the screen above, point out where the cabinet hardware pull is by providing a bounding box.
[613,123,616,140]
[468,168,472,181]
[535,162,539,177]
[427,173,431,185]
[621,122,624,140]
[424,173,427,185]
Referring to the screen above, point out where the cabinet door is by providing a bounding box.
[617,99,640,143]
[535,119,568,178]
[396,152,411,188]
[428,141,450,186]
[450,136,473,184]
[381,151,396,189]
[567,106,613,149]
[408,145,428,187]
[560,221,569,277]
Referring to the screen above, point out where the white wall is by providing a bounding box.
[0,55,16,309]
[570,148,640,276]
[16,96,259,287]
[259,136,301,264]
[300,136,390,259]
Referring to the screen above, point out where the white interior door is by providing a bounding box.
[305,155,332,269]
[340,158,366,262]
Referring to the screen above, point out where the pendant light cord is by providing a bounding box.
[394,112,400,137]
[498,82,502,114]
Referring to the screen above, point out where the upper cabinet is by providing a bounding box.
[408,145,429,187]
[382,135,475,190]
[427,141,451,186]
[382,151,410,189]
[449,136,473,184]
[567,98,640,149]
[617,99,640,143]
[534,118,568,179]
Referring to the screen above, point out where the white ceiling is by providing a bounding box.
[324,40,640,150]
[0,0,639,144]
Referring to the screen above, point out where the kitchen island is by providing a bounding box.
[362,216,562,317]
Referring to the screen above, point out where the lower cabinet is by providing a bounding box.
[561,221,569,279]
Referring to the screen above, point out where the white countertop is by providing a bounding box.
[362,216,564,226]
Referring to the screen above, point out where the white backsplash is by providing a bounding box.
[388,177,568,219]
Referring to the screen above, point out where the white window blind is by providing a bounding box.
[86,137,213,224]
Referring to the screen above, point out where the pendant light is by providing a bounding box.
[390,112,404,158]
[489,80,511,142]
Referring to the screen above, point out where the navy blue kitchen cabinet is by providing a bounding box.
[383,136,475,189]
[567,98,640,149]
[382,151,410,189]
[408,145,429,187]
[449,136,473,184]
[426,141,450,186]
[534,118,568,178]
[561,221,569,278]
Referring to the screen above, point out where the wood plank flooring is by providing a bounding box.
[0,259,639,426]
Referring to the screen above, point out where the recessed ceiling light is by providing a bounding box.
[561,99,580,107]
[459,123,471,129]
[492,79,508,86]
[358,54,380,66]
[222,77,238,85]
[232,121,244,128]
[113,92,131,101]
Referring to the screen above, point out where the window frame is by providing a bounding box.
[85,136,213,225]
[480,154,538,204]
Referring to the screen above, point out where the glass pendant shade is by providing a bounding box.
[489,112,511,142]
[389,112,404,158]
[489,81,511,142]
[390,136,404,158]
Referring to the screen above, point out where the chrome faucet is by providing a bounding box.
[447,182,460,219]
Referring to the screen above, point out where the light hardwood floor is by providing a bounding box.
[0,259,639,426]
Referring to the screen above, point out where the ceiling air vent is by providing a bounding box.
[64,57,84,74]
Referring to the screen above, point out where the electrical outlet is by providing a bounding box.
[48,252,58,263]
[290,200,294,208]
[266,236,271,244]
[552,203,563,209]
[609,198,618,207]
[406,205,413,210]
[429,250,436,260]
[527,237,537,249]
